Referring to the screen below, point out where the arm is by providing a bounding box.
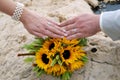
[0,0,66,38]
[60,10,120,40]
[59,13,101,40]
[0,0,16,16]
[100,10,120,40]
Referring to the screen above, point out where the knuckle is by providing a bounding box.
[36,24,42,28]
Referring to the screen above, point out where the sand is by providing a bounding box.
[0,0,120,80]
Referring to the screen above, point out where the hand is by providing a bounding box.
[59,13,101,40]
[20,8,66,38]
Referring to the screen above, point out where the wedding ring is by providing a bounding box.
[47,22,52,26]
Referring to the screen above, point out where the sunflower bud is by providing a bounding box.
[56,55,60,60]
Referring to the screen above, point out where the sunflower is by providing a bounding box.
[20,37,88,80]
[61,37,79,47]
[35,48,52,70]
[42,38,61,52]
[45,64,66,76]
[60,46,78,65]
[69,61,84,72]
[72,46,86,59]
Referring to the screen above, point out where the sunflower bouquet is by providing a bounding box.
[18,37,88,80]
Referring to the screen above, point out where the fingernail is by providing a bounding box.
[42,36,48,39]
[64,33,68,36]
[62,29,66,32]
[62,27,66,31]
[57,23,60,25]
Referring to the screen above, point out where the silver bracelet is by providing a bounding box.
[12,2,24,21]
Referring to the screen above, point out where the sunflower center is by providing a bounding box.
[63,50,70,59]
[49,43,55,50]
[42,54,49,64]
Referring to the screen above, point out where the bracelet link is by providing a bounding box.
[12,2,24,21]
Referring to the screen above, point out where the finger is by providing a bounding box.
[63,24,76,31]
[32,31,46,38]
[33,23,65,37]
[67,33,85,40]
[45,30,64,38]
[67,28,79,36]
[46,22,67,36]
[47,19,59,26]
[31,25,44,34]
[31,26,48,39]
[47,22,66,32]
[59,18,76,27]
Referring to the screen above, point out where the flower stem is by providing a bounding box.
[18,53,35,56]
[32,63,37,67]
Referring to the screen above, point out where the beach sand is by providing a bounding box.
[0,0,120,80]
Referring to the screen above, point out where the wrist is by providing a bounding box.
[11,2,24,21]
[20,8,30,23]
[95,14,101,32]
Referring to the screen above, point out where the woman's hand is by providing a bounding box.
[59,13,101,40]
[20,8,66,38]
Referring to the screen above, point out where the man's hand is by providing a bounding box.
[59,13,101,40]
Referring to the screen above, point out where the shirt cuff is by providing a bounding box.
[99,11,120,41]
[100,13,104,33]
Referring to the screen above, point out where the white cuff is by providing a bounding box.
[99,10,120,41]
[100,13,104,33]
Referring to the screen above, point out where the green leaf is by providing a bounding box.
[23,38,44,53]
[81,56,88,63]
[34,38,44,45]
[51,59,57,66]
[33,66,40,72]
[66,72,71,80]
[58,60,63,66]
[78,38,87,46]
[61,43,68,47]
[23,45,36,52]
[61,71,71,80]
[24,57,34,63]
[37,69,44,77]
